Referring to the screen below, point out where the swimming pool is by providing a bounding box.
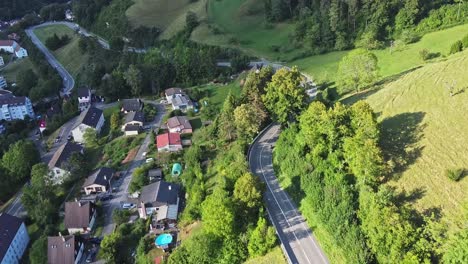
[155,233,173,246]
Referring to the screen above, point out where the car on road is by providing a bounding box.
[146,158,154,163]
[121,203,136,209]
[142,152,147,157]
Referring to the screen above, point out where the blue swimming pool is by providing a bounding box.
[155,234,173,246]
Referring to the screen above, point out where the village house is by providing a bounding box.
[122,111,144,136]
[64,201,96,234]
[137,181,180,229]
[0,56,4,67]
[0,40,27,58]
[47,234,84,264]
[0,76,6,89]
[48,142,84,184]
[0,213,29,264]
[156,132,183,152]
[166,116,192,134]
[77,88,91,111]
[121,98,143,113]
[148,168,163,182]
[71,107,104,143]
[164,88,194,112]
[82,167,114,195]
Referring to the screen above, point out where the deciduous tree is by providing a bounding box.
[337,49,379,93]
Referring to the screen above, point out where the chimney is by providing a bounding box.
[59,232,65,241]
[168,185,172,191]
[104,176,107,181]
[74,198,78,202]
[78,201,82,207]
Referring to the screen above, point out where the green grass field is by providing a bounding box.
[33,25,88,78]
[344,50,468,230]
[126,0,208,40]
[291,23,468,83]
[188,81,242,107]
[191,0,298,60]
[0,57,35,83]
[244,246,286,264]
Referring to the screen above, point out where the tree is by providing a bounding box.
[22,163,58,227]
[449,40,463,54]
[29,235,48,264]
[262,67,307,124]
[17,69,38,95]
[83,128,98,147]
[100,232,122,263]
[233,173,263,215]
[337,49,379,93]
[186,11,199,32]
[462,34,468,48]
[218,92,237,142]
[110,112,121,131]
[234,103,264,139]
[2,140,39,184]
[248,216,277,257]
[124,64,143,96]
[201,187,236,238]
[62,152,89,181]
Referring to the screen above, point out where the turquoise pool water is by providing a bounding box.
[155,234,173,246]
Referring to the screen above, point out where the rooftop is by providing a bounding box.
[122,99,142,112]
[73,107,103,129]
[124,111,145,124]
[156,133,181,148]
[83,167,114,188]
[167,116,192,130]
[47,235,79,264]
[165,88,184,96]
[64,201,95,229]
[48,142,83,169]
[172,94,193,107]
[77,88,90,98]
[139,181,180,207]
[0,213,24,262]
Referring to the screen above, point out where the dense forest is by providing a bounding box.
[264,0,468,53]
[0,0,67,20]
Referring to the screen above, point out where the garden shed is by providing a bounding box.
[172,163,182,176]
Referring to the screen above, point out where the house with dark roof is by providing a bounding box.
[137,181,180,223]
[156,132,182,152]
[48,142,84,184]
[47,234,84,264]
[164,88,194,112]
[64,201,96,234]
[164,88,184,103]
[122,111,144,136]
[71,107,104,143]
[0,213,29,264]
[77,88,91,111]
[0,93,35,121]
[167,116,192,134]
[82,167,114,195]
[121,99,143,113]
[148,168,163,182]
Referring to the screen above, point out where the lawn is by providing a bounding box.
[126,0,208,40]
[0,57,35,83]
[291,23,468,83]
[33,25,88,79]
[343,50,468,231]
[191,0,299,60]
[188,80,242,107]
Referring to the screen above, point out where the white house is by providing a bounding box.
[121,99,143,113]
[64,201,96,234]
[0,56,4,66]
[48,142,84,184]
[0,213,30,264]
[122,111,144,136]
[47,234,84,264]
[167,116,193,134]
[65,9,75,21]
[165,88,184,104]
[0,93,35,121]
[0,76,6,89]
[164,88,194,111]
[71,107,104,143]
[137,181,180,224]
[82,167,114,195]
[0,40,28,58]
[77,88,91,111]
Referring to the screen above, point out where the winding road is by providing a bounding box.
[249,124,329,264]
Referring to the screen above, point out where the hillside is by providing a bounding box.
[345,51,468,228]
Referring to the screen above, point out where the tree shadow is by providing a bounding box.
[380,112,426,181]
[394,187,426,206]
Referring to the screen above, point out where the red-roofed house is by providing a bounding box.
[156,133,182,152]
[0,40,28,58]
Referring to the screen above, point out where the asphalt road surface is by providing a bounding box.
[25,25,75,95]
[101,102,166,235]
[249,124,329,264]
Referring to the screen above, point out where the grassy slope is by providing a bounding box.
[189,81,242,107]
[126,0,208,40]
[291,23,468,83]
[244,246,287,264]
[344,51,468,228]
[0,58,34,83]
[191,0,297,60]
[33,25,88,78]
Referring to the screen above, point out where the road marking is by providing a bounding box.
[258,126,312,264]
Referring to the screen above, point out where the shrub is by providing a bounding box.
[449,40,463,54]
[462,34,468,48]
[399,29,420,44]
[419,49,430,61]
[446,168,464,181]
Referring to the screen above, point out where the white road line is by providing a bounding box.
[258,126,312,264]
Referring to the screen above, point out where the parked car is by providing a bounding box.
[142,152,147,157]
[121,203,136,209]
[146,158,154,163]
[86,251,96,263]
